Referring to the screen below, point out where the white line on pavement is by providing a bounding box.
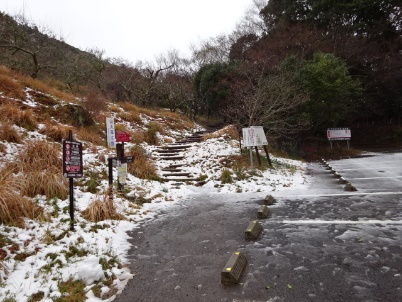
[281,220,402,225]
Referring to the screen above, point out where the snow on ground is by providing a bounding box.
[0,92,309,302]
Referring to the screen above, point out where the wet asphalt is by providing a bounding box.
[114,152,402,302]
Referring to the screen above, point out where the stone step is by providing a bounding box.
[166,164,185,168]
[161,168,182,172]
[159,145,191,150]
[158,156,185,160]
[155,152,180,157]
[154,149,183,153]
[162,178,199,182]
[162,172,192,177]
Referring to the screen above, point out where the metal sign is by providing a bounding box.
[116,130,131,142]
[63,140,83,178]
[327,128,351,141]
[117,163,127,185]
[242,126,268,147]
[106,117,116,148]
[109,156,133,167]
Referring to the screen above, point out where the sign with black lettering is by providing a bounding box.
[63,140,83,178]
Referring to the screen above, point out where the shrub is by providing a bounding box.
[144,122,162,145]
[82,90,108,114]
[220,169,233,184]
[58,104,94,127]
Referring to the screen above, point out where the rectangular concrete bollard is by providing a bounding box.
[264,194,276,205]
[221,252,247,284]
[257,205,270,219]
[245,220,262,240]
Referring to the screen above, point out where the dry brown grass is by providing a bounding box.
[14,140,61,171]
[0,123,21,143]
[0,74,25,99]
[118,111,143,125]
[76,127,103,145]
[20,171,68,199]
[0,102,38,130]
[128,130,144,144]
[144,122,163,145]
[7,140,69,200]
[127,145,159,180]
[15,74,77,103]
[81,187,124,222]
[39,122,72,142]
[203,125,239,141]
[0,168,43,227]
[119,102,140,113]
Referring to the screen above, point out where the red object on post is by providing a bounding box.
[116,131,131,142]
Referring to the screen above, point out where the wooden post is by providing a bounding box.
[254,146,262,167]
[68,130,75,231]
[262,145,273,168]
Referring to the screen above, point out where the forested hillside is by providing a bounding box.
[1,0,402,149]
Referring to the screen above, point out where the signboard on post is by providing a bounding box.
[62,140,83,178]
[116,130,131,142]
[117,163,127,185]
[242,126,268,147]
[106,117,116,148]
[327,128,351,141]
[327,128,351,149]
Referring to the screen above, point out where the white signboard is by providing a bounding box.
[242,126,268,147]
[106,117,116,148]
[117,163,127,185]
[327,128,351,141]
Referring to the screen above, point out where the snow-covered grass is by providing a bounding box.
[0,74,309,302]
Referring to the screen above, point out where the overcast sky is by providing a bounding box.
[0,0,254,64]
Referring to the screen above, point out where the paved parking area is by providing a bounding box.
[115,152,402,302]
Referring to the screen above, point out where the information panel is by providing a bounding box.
[106,117,116,148]
[242,126,268,147]
[327,128,351,141]
[63,140,83,178]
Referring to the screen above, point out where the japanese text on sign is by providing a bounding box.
[63,140,83,178]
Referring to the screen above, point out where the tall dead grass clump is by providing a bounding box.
[0,103,38,130]
[76,127,103,145]
[127,145,159,180]
[10,140,68,199]
[81,187,124,222]
[0,74,24,99]
[0,123,21,143]
[0,168,43,227]
[39,122,71,142]
[144,122,163,145]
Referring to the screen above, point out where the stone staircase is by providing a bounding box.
[153,130,214,183]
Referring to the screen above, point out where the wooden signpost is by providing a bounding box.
[242,126,272,170]
[327,128,351,149]
[62,130,83,231]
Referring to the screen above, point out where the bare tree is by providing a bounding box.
[222,64,309,139]
[0,13,59,78]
